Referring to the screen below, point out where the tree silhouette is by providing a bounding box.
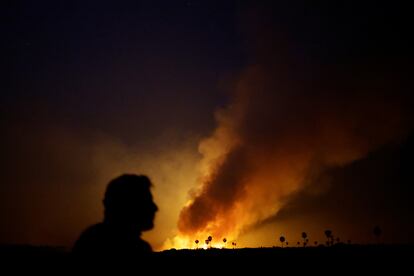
[222,238,227,248]
[207,236,212,248]
[301,232,308,247]
[195,239,199,249]
[324,230,332,246]
[231,242,237,249]
[279,236,286,248]
[373,226,382,244]
[314,241,318,246]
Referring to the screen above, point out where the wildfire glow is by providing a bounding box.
[160,60,410,250]
[162,234,231,250]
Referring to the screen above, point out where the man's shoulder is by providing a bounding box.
[72,223,107,253]
[76,223,108,240]
[81,223,106,234]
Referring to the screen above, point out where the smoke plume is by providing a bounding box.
[172,4,413,247]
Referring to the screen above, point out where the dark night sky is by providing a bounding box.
[3,0,244,142]
[1,1,413,248]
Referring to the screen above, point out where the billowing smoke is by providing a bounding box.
[171,3,413,247]
[177,67,410,240]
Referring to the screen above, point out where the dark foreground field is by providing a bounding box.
[1,244,412,272]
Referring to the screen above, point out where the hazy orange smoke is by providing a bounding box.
[163,60,411,249]
[162,6,412,250]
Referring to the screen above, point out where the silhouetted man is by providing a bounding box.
[72,174,158,259]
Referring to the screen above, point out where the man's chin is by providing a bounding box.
[141,222,154,231]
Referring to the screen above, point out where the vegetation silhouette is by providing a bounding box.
[301,232,308,247]
[72,174,158,259]
[373,226,382,244]
[279,236,286,247]
[207,235,213,248]
[324,230,333,246]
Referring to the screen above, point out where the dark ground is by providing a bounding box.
[1,243,411,272]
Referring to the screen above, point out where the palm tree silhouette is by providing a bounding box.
[279,236,286,248]
[231,241,237,249]
[324,230,332,246]
[373,226,382,244]
[223,238,227,248]
[195,239,199,249]
[207,236,213,248]
[301,232,308,247]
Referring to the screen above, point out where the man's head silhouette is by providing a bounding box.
[103,174,158,232]
[72,174,158,257]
